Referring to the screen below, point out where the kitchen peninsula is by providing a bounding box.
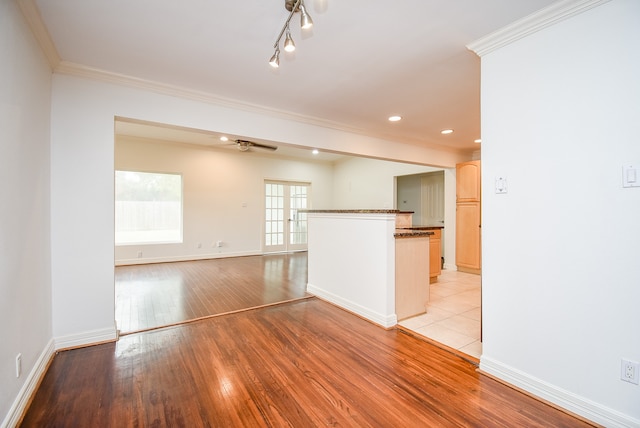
[304,210,434,327]
[397,225,443,283]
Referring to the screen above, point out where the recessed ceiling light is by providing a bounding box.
[388,116,402,122]
[220,136,229,142]
[474,139,482,144]
[312,149,319,155]
[441,129,454,135]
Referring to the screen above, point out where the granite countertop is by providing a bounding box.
[302,209,402,214]
[394,229,434,238]
[397,225,444,230]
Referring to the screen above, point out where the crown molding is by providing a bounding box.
[54,60,462,155]
[17,0,61,68]
[54,60,371,134]
[467,0,612,57]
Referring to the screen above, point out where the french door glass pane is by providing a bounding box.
[265,183,285,247]
[289,185,308,245]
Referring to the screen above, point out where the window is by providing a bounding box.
[115,171,182,245]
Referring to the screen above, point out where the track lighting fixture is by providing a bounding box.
[269,0,314,68]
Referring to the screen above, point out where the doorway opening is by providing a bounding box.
[396,170,482,360]
[397,171,445,228]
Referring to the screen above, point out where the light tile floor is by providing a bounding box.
[399,270,482,359]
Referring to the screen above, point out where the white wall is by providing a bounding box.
[0,1,53,425]
[331,157,441,209]
[478,0,640,425]
[115,137,334,263]
[396,174,423,219]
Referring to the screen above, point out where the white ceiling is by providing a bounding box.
[31,0,558,155]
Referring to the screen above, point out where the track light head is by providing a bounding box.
[284,25,296,52]
[299,3,313,29]
[269,48,280,68]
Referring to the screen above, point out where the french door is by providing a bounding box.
[264,181,310,253]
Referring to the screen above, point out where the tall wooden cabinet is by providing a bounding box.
[456,161,481,273]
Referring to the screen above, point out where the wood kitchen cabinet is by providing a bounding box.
[456,161,481,273]
[395,234,430,320]
[429,228,442,283]
[456,201,481,272]
[456,160,481,202]
[395,213,442,283]
[395,212,413,228]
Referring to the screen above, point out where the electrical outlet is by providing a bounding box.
[621,359,639,385]
[16,354,22,378]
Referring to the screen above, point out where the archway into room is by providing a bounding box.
[111,117,480,363]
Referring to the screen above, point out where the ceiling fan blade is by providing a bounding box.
[249,142,278,151]
[235,139,277,152]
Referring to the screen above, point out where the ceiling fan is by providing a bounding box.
[234,139,278,152]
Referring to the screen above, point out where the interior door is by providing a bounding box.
[420,171,444,226]
[264,181,310,253]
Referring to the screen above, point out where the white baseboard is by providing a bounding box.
[1,339,55,428]
[443,263,457,271]
[115,250,263,266]
[1,327,118,427]
[307,283,397,328]
[480,356,640,428]
[54,326,117,351]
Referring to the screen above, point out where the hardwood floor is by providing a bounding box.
[22,298,594,427]
[115,253,309,334]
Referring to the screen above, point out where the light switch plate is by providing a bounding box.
[623,164,640,188]
[495,176,508,194]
